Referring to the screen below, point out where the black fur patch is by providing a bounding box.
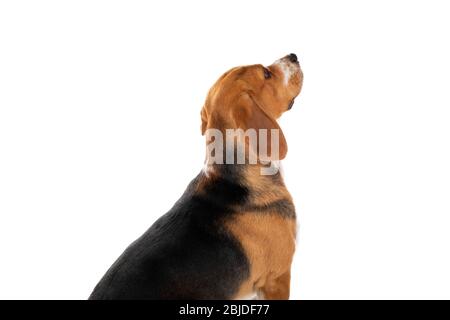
[89,170,250,300]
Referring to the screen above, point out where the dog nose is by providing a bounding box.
[288,53,298,63]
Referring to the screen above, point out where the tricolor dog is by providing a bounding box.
[89,54,303,300]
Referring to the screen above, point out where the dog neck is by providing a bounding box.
[201,142,291,204]
[203,135,284,175]
[196,160,294,218]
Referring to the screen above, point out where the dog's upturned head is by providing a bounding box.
[201,54,303,162]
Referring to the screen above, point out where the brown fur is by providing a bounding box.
[200,55,303,299]
[226,164,297,299]
[227,214,296,299]
[201,61,302,161]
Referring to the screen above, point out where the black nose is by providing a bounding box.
[288,53,298,63]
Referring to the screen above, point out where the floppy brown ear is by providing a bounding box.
[232,93,288,160]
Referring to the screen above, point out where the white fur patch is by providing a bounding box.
[273,58,297,86]
[236,292,258,300]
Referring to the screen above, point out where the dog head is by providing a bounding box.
[201,54,303,161]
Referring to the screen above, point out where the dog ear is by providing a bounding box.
[232,93,288,160]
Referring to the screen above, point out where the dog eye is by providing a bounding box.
[263,67,272,79]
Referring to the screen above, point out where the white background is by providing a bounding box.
[1,1,449,300]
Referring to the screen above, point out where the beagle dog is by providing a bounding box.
[89,54,303,300]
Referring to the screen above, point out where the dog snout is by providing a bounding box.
[272,53,302,87]
[288,53,298,63]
